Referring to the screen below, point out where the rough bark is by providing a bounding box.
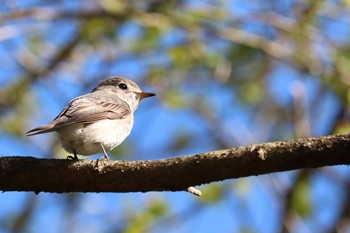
[0,134,349,194]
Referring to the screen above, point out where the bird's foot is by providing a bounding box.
[67,151,79,160]
[99,143,110,160]
[99,154,110,160]
[66,155,78,160]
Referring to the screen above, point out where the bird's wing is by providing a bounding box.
[25,92,131,136]
[53,92,131,127]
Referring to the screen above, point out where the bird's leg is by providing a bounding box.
[73,150,78,159]
[67,150,78,160]
[100,143,110,160]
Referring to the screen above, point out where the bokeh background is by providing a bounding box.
[1,1,350,233]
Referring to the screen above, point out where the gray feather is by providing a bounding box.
[25,91,131,136]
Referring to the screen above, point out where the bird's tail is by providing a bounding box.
[25,124,56,136]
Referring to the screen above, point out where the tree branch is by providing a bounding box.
[1,134,349,194]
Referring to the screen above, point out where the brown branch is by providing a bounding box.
[1,134,350,194]
[0,8,129,23]
[215,27,292,59]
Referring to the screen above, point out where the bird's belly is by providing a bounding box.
[57,119,133,155]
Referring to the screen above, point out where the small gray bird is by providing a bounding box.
[26,76,155,159]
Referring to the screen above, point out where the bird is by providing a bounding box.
[26,76,156,160]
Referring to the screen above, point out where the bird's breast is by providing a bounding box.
[57,118,133,155]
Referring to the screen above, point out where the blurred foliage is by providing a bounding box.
[1,0,350,233]
[124,198,168,233]
[290,177,312,218]
[199,182,225,203]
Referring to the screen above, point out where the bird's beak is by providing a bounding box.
[138,92,156,99]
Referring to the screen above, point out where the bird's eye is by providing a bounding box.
[118,83,128,90]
